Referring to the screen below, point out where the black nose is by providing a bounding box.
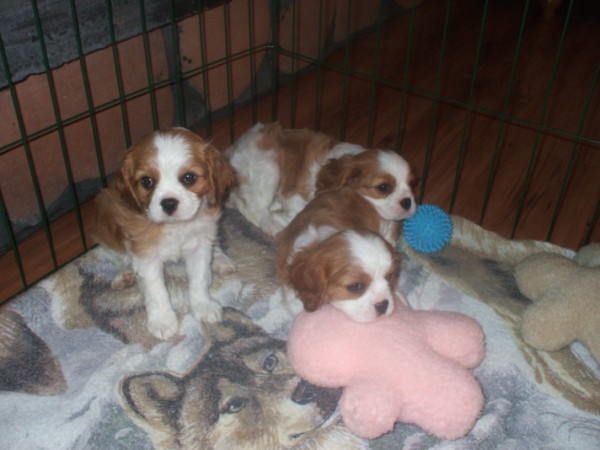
[375,300,389,315]
[400,198,412,211]
[161,198,179,215]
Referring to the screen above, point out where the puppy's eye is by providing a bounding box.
[181,172,197,185]
[377,183,391,193]
[347,282,365,294]
[263,352,279,372]
[140,176,154,189]
[222,397,247,414]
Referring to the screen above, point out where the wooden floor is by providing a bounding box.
[2,0,599,303]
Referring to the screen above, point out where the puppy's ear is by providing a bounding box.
[204,144,237,206]
[316,155,363,193]
[112,154,144,212]
[286,251,329,312]
[408,168,420,191]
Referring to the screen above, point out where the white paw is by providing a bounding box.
[147,308,179,340]
[192,300,223,323]
[111,269,136,289]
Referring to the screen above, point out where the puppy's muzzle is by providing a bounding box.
[161,198,179,215]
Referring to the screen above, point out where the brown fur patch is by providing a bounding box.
[315,148,386,193]
[276,188,384,277]
[257,122,338,200]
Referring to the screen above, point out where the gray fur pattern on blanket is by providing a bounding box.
[0,210,599,449]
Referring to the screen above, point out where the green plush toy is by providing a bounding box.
[514,243,600,363]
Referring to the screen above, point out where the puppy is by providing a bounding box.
[93,128,236,340]
[277,188,403,322]
[226,122,416,236]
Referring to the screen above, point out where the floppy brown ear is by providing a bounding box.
[111,154,144,212]
[408,168,420,190]
[315,155,363,193]
[286,251,329,312]
[204,144,237,206]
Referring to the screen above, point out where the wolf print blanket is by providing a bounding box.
[1,209,599,450]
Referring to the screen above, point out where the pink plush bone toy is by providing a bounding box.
[287,302,485,440]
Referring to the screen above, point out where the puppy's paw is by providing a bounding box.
[111,269,136,289]
[147,308,179,340]
[191,299,223,323]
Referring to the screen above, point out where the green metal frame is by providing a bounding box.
[0,0,598,301]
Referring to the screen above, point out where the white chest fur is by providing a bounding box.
[155,211,219,263]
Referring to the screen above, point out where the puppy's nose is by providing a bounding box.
[399,197,412,211]
[161,198,179,215]
[375,300,389,316]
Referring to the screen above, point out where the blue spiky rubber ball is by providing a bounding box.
[402,204,453,253]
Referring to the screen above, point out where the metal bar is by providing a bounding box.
[449,0,490,213]
[168,0,186,126]
[546,60,600,244]
[17,0,60,270]
[0,46,273,156]
[312,0,326,131]
[105,0,132,147]
[338,0,354,141]
[393,0,418,153]
[222,0,235,141]
[247,0,258,125]
[478,0,532,225]
[69,0,106,187]
[510,0,575,238]
[0,31,27,288]
[2,41,598,157]
[419,0,453,202]
[289,0,299,127]
[366,0,386,147]
[139,0,160,130]
[269,0,279,122]
[197,3,214,138]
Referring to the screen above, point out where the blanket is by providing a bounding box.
[1,209,599,450]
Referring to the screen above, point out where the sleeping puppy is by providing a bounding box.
[93,128,236,340]
[276,188,404,322]
[226,122,416,236]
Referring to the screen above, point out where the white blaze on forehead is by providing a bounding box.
[154,132,193,173]
[345,230,393,276]
[376,150,410,177]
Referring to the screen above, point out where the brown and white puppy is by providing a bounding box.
[277,188,403,322]
[93,128,236,340]
[225,122,416,236]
